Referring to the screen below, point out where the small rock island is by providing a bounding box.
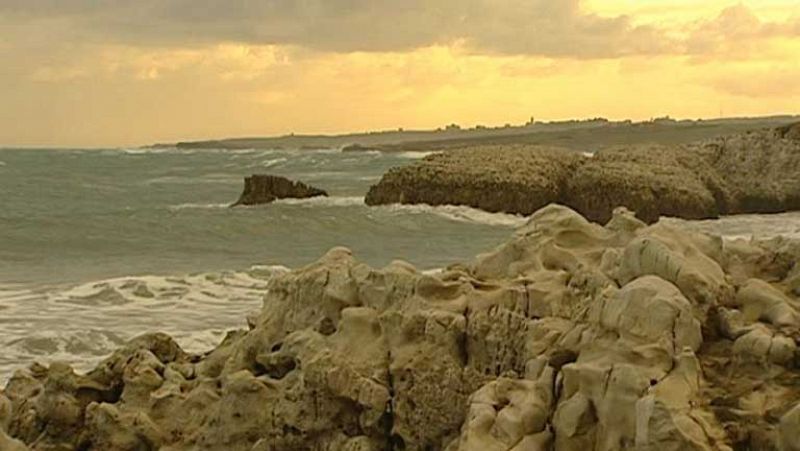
[232,174,328,206]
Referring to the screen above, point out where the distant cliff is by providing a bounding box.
[366,124,800,223]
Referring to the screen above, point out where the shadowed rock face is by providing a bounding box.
[232,174,327,206]
[366,125,800,224]
[2,205,799,451]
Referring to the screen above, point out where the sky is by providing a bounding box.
[1,0,799,147]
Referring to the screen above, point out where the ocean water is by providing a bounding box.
[0,147,526,380]
[1,146,799,381]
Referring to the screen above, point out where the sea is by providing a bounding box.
[1,146,799,381]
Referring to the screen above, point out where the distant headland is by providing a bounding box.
[149,115,800,153]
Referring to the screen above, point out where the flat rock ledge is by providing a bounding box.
[365,124,800,224]
[232,174,327,206]
[2,204,800,451]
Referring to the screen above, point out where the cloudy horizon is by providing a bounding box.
[1,0,799,147]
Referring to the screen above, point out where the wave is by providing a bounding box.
[168,203,230,211]
[274,196,365,207]
[0,265,288,381]
[48,266,282,306]
[260,157,288,168]
[382,203,529,227]
[119,148,171,155]
[269,196,528,227]
[395,151,440,159]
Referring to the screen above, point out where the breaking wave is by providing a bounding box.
[0,266,289,381]
[274,196,366,207]
[383,203,528,227]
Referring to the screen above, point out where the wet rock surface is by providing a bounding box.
[2,205,800,450]
[366,125,800,224]
[232,174,328,206]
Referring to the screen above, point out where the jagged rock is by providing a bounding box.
[3,204,800,450]
[366,125,800,223]
[232,174,327,206]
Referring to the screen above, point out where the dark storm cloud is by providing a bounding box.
[0,0,672,57]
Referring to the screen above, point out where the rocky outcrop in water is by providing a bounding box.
[232,174,328,206]
[366,125,800,224]
[365,146,582,216]
[2,204,799,451]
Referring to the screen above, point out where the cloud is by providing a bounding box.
[0,0,674,58]
[686,4,800,57]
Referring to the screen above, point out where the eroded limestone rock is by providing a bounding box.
[4,204,799,451]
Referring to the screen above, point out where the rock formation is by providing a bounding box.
[563,145,728,224]
[232,174,328,206]
[2,204,799,450]
[366,124,800,224]
[365,146,582,216]
[689,127,800,214]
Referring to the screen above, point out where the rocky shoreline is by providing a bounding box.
[2,205,799,450]
[366,124,800,224]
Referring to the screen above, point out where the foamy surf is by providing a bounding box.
[274,196,365,207]
[383,203,529,227]
[0,266,288,381]
[396,151,440,159]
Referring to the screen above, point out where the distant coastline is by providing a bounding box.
[149,114,800,153]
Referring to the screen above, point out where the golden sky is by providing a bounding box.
[1,0,798,147]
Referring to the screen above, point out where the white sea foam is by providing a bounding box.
[0,265,287,381]
[120,148,171,155]
[261,157,288,168]
[274,196,365,207]
[384,203,529,227]
[396,151,439,159]
[275,197,529,226]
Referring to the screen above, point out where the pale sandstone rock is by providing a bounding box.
[3,204,799,451]
[734,279,800,328]
[450,370,555,451]
[0,431,29,451]
[779,402,800,451]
